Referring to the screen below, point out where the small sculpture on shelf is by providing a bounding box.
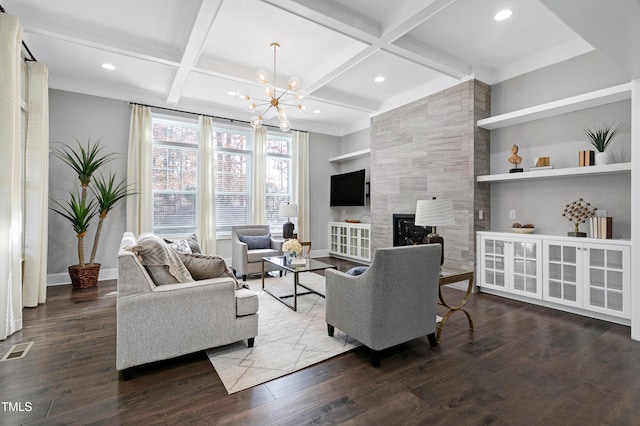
[508,144,523,173]
[562,198,597,237]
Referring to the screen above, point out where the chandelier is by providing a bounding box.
[237,42,308,132]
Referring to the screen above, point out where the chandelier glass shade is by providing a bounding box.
[238,42,308,132]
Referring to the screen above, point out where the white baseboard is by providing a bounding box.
[310,249,329,258]
[47,267,118,286]
[45,253,332,286]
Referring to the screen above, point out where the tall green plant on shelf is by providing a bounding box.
[51,138,136,268]
[583,122,623,152]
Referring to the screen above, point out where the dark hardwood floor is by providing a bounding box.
[2,256,640,425]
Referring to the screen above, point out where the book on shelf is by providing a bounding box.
[579,150,595,167]
[529,165,553,171]
[589,216,612,239]
[534,157,550,167]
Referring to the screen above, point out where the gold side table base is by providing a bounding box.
[437,268,475,343]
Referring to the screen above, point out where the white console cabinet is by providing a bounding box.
[478,232,631,323]
[328,222,371,263]
[544,239,630,319]
[479,234,542,299]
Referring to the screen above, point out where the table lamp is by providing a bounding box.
[279,203,298,239]
[414,197,454,265]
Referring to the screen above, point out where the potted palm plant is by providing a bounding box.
[583,122,623,166]
[51,138,135,289]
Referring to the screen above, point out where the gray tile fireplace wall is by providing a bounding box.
[370,80,491,270]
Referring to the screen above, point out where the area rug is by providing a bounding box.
[206,272,360,394]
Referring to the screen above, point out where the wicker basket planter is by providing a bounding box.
[69,263,101,289]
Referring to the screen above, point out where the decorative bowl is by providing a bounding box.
[511,227,535,234]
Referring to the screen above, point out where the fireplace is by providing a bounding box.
[392,214,432,246]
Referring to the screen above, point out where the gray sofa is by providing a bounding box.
[116,232,259,378]
[231,225,283,281]
[325,244,441,367]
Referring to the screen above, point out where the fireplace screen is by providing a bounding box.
[393,214,432,246]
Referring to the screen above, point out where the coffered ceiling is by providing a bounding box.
[3,0,635,136]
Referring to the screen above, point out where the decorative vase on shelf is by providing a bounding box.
[595,151,609,166]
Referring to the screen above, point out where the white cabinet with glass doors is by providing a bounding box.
[328,222,371,263]
[478,232,631,323]
[544,239,630,319]
[478,233,542,299]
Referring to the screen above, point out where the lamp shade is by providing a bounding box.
[279,203,298,218]
[415,199,454,227]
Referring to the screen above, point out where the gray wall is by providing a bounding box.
[309,133,341,252]
[490,51,631,238]
[370,80,491,270]
[339,128,370,154]
[48,89,130,277]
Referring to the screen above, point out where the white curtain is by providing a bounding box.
[292,131,310,241]
[126,105,154,235]
[251,126,267,224]
[0,13,24,340]
[22,61,49,307]
[197,116,217,254]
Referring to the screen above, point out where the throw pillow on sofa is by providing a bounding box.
[178,253,249,290]
[346,266,368,276]
[128,235,193,285]
[164,234,201,254]
[239,234,271,249]
[165,238,192,254]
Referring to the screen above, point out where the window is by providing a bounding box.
[151,116,294,237]
[265,133,292,232]
[213,126,252,234]
[152,118,199,234]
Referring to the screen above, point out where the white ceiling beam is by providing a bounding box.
[310,86,379,112]
[24,27,180,68]
[381,0,457,42]
[390,36,470,79]
[260,0,381,39]
[304,46,379,93]
[166,0,225,104]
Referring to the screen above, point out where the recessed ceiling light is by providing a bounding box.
[227,91,237,96]
[374,75,386,83]
[101,63,116,71]
[494,9,513,21]
[313,109,321,114]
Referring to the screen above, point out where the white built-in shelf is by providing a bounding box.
[329,148,371,163]
[477,83,632,130]
[477,162,631,182]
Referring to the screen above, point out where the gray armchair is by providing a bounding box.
[231,225,283,281]
[325,244,441,367]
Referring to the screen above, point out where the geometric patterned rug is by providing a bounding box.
[206,272,361,394]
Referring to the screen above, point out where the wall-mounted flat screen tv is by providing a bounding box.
[330,169,366,207]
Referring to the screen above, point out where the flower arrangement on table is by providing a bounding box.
[282,238,302,258]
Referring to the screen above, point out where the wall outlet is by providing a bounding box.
[479,210,484,220]
[509,210,516,219]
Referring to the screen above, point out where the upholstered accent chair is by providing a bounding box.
[325,244,441,367]
[231,225,283,281]
[116,232,258,379]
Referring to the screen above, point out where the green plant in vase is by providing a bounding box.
[583,122,623,166]
[51,138,136,289]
